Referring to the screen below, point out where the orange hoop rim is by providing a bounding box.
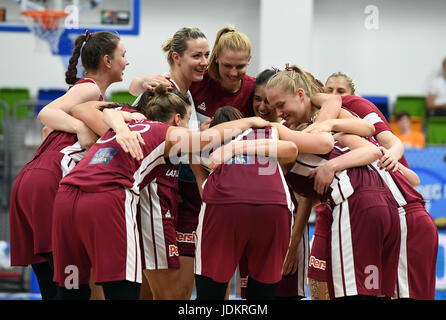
[21,9,68,30]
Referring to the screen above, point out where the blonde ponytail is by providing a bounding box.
[265,64,320,98]
[208,25,251,81]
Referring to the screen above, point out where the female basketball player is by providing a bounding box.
[38,30,128,146]
[239,68,308,300]
[9,30,129,300]
[212,119,405,299]
[193,104,377,300]
[133,27,211,300]
[323,71,409,173]
[302,69,419,299]
[193,106,312,300]
[314,68,429,299]
[51,85,270,300]
[130,25,258,298]
[129,27,211,299]
[324,72,356,96]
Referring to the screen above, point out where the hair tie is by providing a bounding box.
[85,29,91,42]
[285,63,292,71]
[271,67,280,74]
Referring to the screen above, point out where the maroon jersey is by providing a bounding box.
[61,120,170,193]
[202,127,293,211]
[341,95,409,167]
[189,72,255,124]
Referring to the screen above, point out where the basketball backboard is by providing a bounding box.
[0,0,140,55]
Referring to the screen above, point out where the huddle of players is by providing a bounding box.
[9,25,438,300]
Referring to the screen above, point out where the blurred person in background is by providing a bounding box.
[427,57,446,116]
[394,112,425,149]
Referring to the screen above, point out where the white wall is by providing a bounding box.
[1,0,446,111]
[259,0,313,70]
[310,0,446,110]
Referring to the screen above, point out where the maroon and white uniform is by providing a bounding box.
[286,143,401,298]
[115,104,182,270]
[341,95,410,167]
[195,127,294,284]
[308,95,409,280]
[319,96,438,299]
[52,120,170,285]
[307,203,332,282]
[131,84,184,271]
[139,165,180,270]
[177,72,256,257]
[367,162,438,299]
[130,78,188,269]
[9,78,101,266]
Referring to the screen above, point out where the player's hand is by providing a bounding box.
[115,128,146,161]
[76,123,98,150]
[302,120,333,134]
[249,116,270,128]
[377,146,398,172]
[309,164,335,195]
[282,238,299,276]
[130,112,147,121]
[208,143,233,170]
[141,75,173,91]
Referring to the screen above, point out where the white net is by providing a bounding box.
[21,10,68,54]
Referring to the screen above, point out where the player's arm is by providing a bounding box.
[309,133,382,195]
[303,115,375,137]
[282,196,316,276]
[129,75,173,96]
[37,83,102,149]
[310,93,342,122]
[272,122,334,154]
[164,117,271,157]
[102,108,146,160]
[190,163,210,198]
[71,101,116,137]
[71,101,146,137]
[375,130,405,172]
[206,138,298,171]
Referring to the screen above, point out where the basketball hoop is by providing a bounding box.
[21,9,68,54]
